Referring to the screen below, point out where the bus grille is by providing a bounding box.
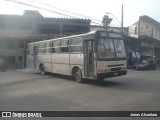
[110,67,121,71]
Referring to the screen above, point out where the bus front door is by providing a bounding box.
[84,40,94,77]
[33,46,38,68]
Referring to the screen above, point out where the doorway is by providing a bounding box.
[84,40,94,77]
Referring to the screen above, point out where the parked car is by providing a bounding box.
[133,59,156,70]
[0,58,6,72]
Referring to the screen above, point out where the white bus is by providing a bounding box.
[27,30,127,82]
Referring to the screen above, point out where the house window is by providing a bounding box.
[146,25,148,29]
[155,30,157,36]
[135,27,137,34]
[151,27,154,37]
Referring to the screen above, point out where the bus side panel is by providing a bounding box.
[69,54,84,65]
[37,54,52,73]
[51,53,70,75]
[70,53,84,76]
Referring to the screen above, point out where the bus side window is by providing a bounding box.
[44,43,46,53]
[50,42,53,53]
[69,37,82,53]
[47,42,52,53]
[38,43,45,54]
[52,40,60,53]
[37,44,40,54]
[50,42,52,53]
[60,39,69,53]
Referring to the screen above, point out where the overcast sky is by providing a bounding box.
[1,0,160,27]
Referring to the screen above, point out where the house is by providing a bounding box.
[128,15,160,61]
[0,10,91,68]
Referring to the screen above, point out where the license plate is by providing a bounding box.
[113,72,118,76]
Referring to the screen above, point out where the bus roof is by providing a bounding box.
[28,30,121,45]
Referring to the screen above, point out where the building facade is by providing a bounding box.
[128,15,160,62]
[0,10,91,68]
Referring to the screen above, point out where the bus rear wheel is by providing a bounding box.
[40,64,46,75]
[75,68,83,83]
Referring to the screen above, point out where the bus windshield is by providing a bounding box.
[114,39,126,58]
[97,38,126,59]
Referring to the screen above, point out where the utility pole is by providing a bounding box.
[106,4,124,34]
[121,4,124,34]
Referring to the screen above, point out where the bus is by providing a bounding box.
[27,30,127,83]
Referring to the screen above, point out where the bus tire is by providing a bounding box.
[75,68,83,83]
[40,64,46,75]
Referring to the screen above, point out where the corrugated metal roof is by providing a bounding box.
[0,14,91,25]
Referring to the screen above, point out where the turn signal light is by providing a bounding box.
[98,69,104,73]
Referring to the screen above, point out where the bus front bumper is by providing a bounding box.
[97,70,127,80]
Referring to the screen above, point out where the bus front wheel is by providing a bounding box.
[40,64,46,75]
[75,68,83,83]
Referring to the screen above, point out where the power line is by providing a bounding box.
[4,0,102,25]
[105,0,160,26]
[8,0,160,26]
[4,0,76,18]
[27,0,102,23]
